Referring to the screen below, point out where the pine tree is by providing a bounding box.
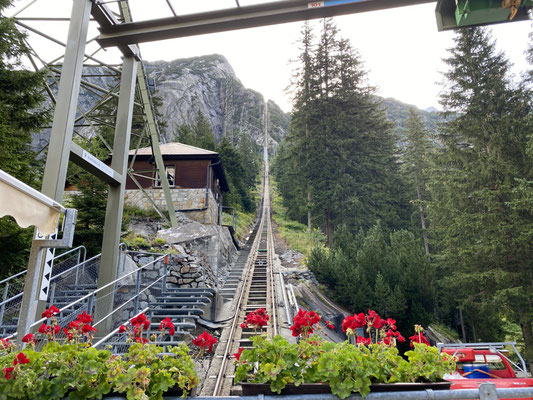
[66,136,110,255]
[288,22,315,232]
[373,272,392,316]
[192,111,216,151]
[278,19,408,244]
[0,0,49,279]
[217,137,254,212]
[174,123,195,145]
[428,27,533,364]
[401,108,433,256]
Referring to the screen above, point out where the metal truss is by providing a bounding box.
[11,0,178,226]
[9,0,181,338]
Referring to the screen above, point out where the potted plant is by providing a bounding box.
[234,309,456,399]
[0,307,199,400]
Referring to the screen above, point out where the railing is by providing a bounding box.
[222,206,237,232]
[139,386,533,399]
[0,246,88,336]
[6,252,171,352]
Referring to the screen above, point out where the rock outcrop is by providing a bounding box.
[144,55,290,152]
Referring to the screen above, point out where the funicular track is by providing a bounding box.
[210,166,279,397]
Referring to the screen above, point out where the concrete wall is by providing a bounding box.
[124,188,219,225]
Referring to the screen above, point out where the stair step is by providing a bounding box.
[162,288,215,294]
[151,308,204,315]
[151,301,209,307]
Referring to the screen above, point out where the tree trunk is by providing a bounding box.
[415,177,430,258]
[519,312,533,369]
[472,319,477,342]
[459,308,467,342]
[325,214,334,246]
[306,123,312,233]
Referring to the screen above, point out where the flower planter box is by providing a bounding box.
[240,381,452,396]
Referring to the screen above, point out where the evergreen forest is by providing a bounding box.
[273,20,533,366]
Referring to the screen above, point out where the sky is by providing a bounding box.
[9,0,533,113]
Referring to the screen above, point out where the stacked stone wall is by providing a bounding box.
[124,188,219,225]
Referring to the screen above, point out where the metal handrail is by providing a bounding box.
[5,253,169,339]
[0,245,87,286]
[92,307,149,349]
[0,270,27,286]
[437,342,528,376]
[48,253,100,282]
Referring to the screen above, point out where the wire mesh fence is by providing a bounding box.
[0,246,87,337]
[15,251,172,353]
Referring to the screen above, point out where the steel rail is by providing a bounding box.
[212,201,266,396]
[212,159,280,396]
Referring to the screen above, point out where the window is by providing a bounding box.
[154,165,175,188]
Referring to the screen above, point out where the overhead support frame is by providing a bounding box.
[95,0,437,48]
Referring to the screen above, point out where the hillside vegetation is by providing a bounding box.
[273,20,533,367]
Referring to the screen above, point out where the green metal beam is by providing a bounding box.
[95,0,437,48]
[17,0,93,341]
[120,1,178,228]
[436,0,532,30]
[94,54,138,334]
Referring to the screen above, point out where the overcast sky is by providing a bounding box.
[10,0,533,112]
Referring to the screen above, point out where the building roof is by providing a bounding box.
[125,142,229,192]
[129,142,218,158]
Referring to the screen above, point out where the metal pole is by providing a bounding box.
[0,282,8,327]
[17,0,92,341]
[93,55,138,334]
[133,269,141,315]
[119,4,178,228]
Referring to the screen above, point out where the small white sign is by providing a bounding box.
[82,150,115,178]
[308,1,324,7]
[39,230,57,301]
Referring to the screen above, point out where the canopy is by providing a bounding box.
[0,169,65,236]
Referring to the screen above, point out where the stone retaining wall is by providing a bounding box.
[124,188,219,225]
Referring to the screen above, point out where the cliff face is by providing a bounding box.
[144,55,290,151]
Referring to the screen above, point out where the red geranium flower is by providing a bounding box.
[0,338,10,349]
[135,337,149,344]
[380,337,392,345]
[63,328,74,341]
[233,347,244,361]
[356,336,372,346]
[3,367,14,380]
[81,324,97,334]
[409,332,429,347]
[290,308,322,338]
[193,332,218,353]
[41,305,60,319]
[38,324,50,334]
[21,334,35,344]
[76,311,93,324]
[13,352,30,365]
[325,321,335,330]
[159,317,175,336]
[245,308,269,330]
[130,313,150,331]
[68,320,81,330]
[118,325,127,333]
[367,310,384,329]
[341,312,366,332]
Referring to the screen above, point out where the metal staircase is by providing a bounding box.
[0,246,89,337]
[0,240,254,353]
[219,221,260,300]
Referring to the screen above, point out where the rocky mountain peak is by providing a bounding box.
[144,55,289,150]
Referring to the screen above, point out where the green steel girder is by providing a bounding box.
[436,0,533,31]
